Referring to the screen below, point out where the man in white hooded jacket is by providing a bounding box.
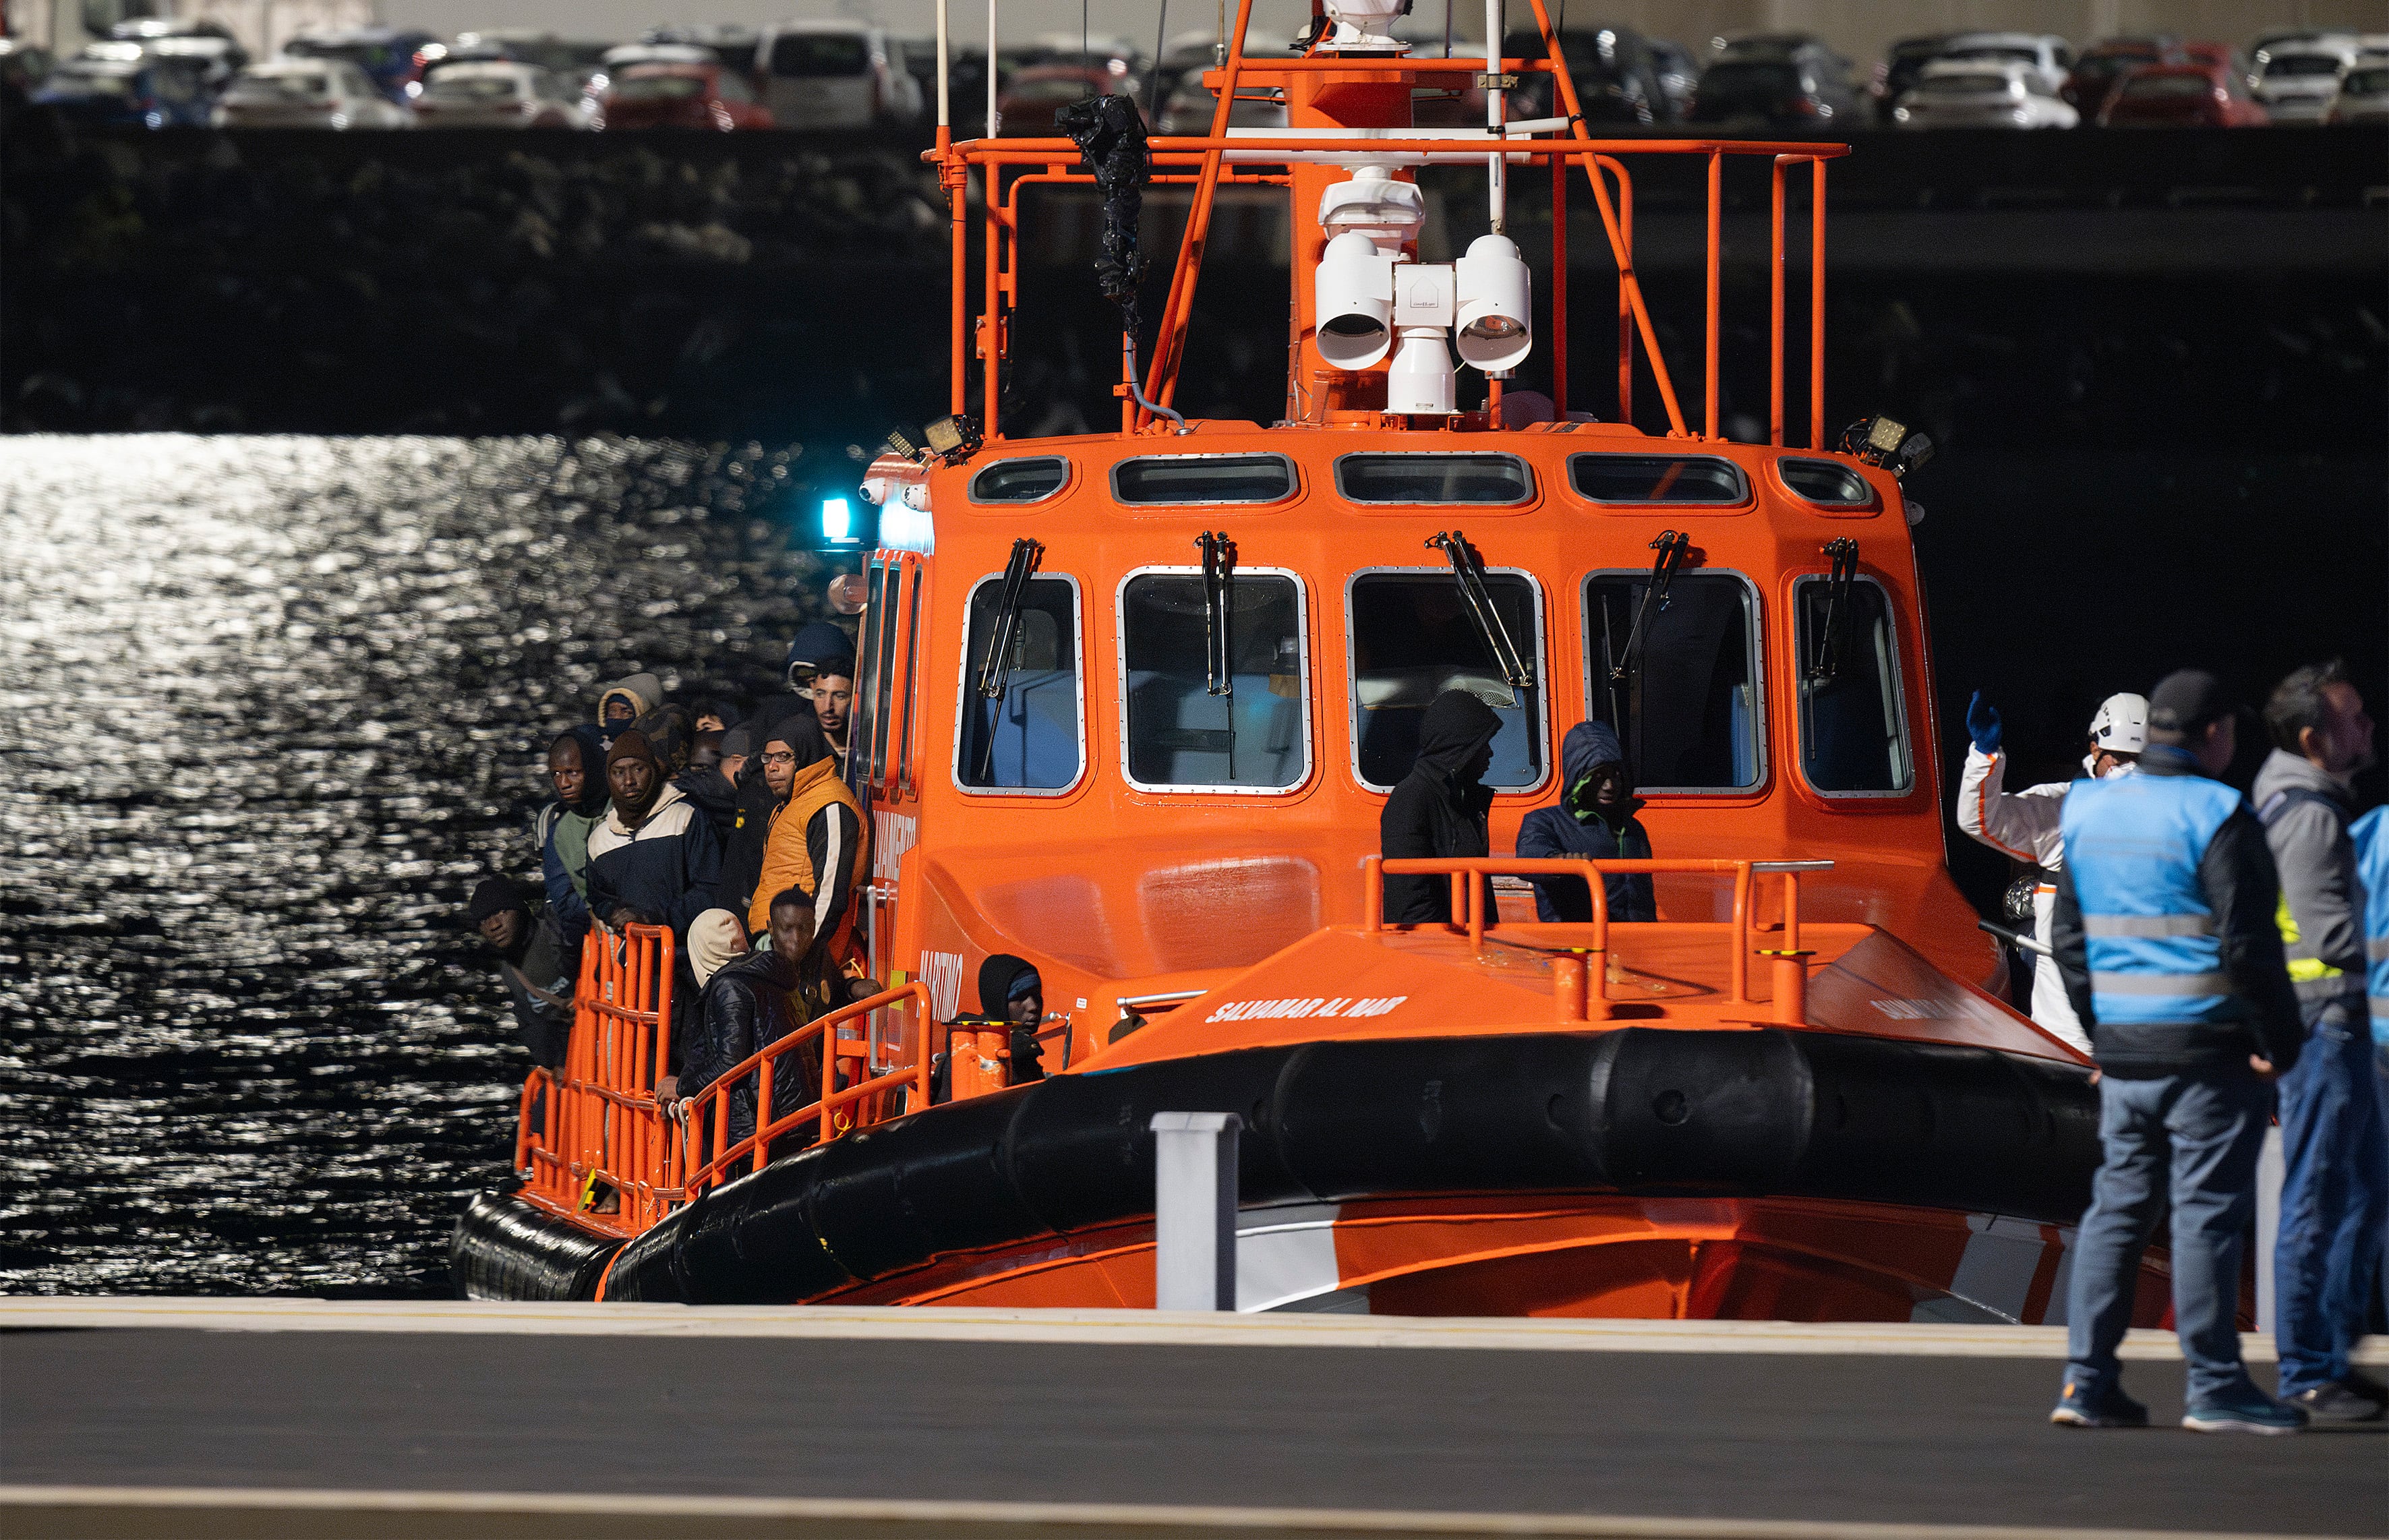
[1955,690,2147,1053]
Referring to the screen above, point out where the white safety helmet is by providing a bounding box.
[2088,692,2149,757]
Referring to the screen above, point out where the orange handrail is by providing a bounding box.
[1362,856,1830,1023]
[680,980,937,1194]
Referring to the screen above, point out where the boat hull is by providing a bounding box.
[455,1026,2140,1322]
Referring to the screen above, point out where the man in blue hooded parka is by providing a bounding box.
[1517,721,1658,924]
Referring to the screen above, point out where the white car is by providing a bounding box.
[2251,40,2357,121]
[413,61,589,127]
[1894,59,2078,129]
[1933,31,2073,96]
[2325,61,2389,123]
[757,19,922,129]
[213,60,409,127]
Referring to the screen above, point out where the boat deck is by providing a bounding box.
[3,1301,2380,1538]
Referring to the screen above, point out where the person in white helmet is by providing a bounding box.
[1955,690,2148,1053]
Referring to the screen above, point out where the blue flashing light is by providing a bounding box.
[821,496,854,543]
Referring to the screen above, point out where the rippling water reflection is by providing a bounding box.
[1,436,821,1295]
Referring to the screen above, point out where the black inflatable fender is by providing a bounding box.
[450,1189,622,1301]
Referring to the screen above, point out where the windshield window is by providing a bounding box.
[1795,575,1912,795]
[1569,454,1746,505]
[2123,74,2208,98]
[2265,54,2342,76]
[2346,67,2389,92]
[1350,572,1543,790]
[1113,454,1293,505]
[615,71,703,99]
[1122,571,1307,790]
[958,574,1082,792]
[429,73,521,99]
[55,67,136,94]
[773,33,869,76]
[1777,457,1874,506]
[1584,572,1762,791]
[1948,47,2037,65]
[1335,454,1531,505]
[970,457,1068,504]
[233,71,327,96]
[1922,73,2015,93]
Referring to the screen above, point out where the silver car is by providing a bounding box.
[214,59,409,128]
[757,20,921,129]
[415,60,591,127]
[2251,40,2357,122]
[1894,59,2078,129]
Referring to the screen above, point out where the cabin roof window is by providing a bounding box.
[1348,569,1547,792]
[1568,454,1748,506]
[1583,570,1764,792]
[1119,568,1309,794]
[955,572,1084,794]
[1111,453,1296,506]
[969,456,1070,505]
[1777,456,1876,508]
[1334,453,1533,506]
[1794,573,1914,797]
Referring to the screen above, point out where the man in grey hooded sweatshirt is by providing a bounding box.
[2255,659,2386,1423]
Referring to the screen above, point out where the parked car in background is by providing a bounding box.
[34,50,212,126]
[1645,37,1697,119]
[1895,59,2078,128]
[642,24,759,76]
[2250,40,2357,121]
[2064,36,2180,113]
[1872,34,1951,123]
[283,27,439,105]
[0,36,57,102]
[212,58,405,128]
[1689,36,1859,130]
[2324,61,2389,123]
[2099,59,2268,127]
[1935,32,2072,95]
[595,60,771,130]
[448,30,612,98]
[757,20,921,129]
[413,61,587,127]
[1504,26,1674,125]
[997,61,1144,135]
[111,16,246,71]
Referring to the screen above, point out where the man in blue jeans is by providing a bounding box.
[2048,670,2308,1434]
[2255,660,2385,1422]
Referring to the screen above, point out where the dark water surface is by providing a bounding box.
[0,436,820,1295]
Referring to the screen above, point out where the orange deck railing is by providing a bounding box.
[1361,856,1833,1024]
[931,0,1846,446]
[514,928,933,1234]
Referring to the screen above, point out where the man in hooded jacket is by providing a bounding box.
[749,712,868,964]
[1380,690,1503,925]
[595,671,663,752]
[1517,721,1657,924]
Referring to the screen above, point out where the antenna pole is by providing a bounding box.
[986,0,999,135]
[936,0,950,127]
[1485,0,1504,236]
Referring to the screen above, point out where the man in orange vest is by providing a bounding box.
[748,712,869,968]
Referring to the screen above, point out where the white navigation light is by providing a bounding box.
[821,496,854,543]
[1316,231,1396,371]
[1317,165,1423,251]
[1387,328,1457,414]
[1454,234,1532,372]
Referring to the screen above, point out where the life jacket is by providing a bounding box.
[2060,769,2247,1029]
[752,757,870,957]
[2351,804,2389,1038]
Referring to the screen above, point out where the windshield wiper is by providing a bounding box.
[1426,529,1533,694]
[1196,530,1236,697]
[1807,537,1860,684]
[975,537,1044,703]
[1610,530,1690,684]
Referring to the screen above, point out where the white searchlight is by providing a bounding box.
[1388,328,1456,415]
[1316,231,1396,371]
[1454,234,1532,373]
[1319,0,1408,49]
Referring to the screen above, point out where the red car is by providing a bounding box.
[2062,36,2179,114]
[595,61,773,129]
[2098,61,2270,127]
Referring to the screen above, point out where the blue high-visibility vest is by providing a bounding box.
[2352,804,2389,1040]
[2061,770,2248,1028]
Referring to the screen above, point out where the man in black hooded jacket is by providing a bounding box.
[1380,690,1504,924]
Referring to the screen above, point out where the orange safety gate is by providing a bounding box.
[514,927,935,1234]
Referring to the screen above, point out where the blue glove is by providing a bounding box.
[1966,691,2002,754]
